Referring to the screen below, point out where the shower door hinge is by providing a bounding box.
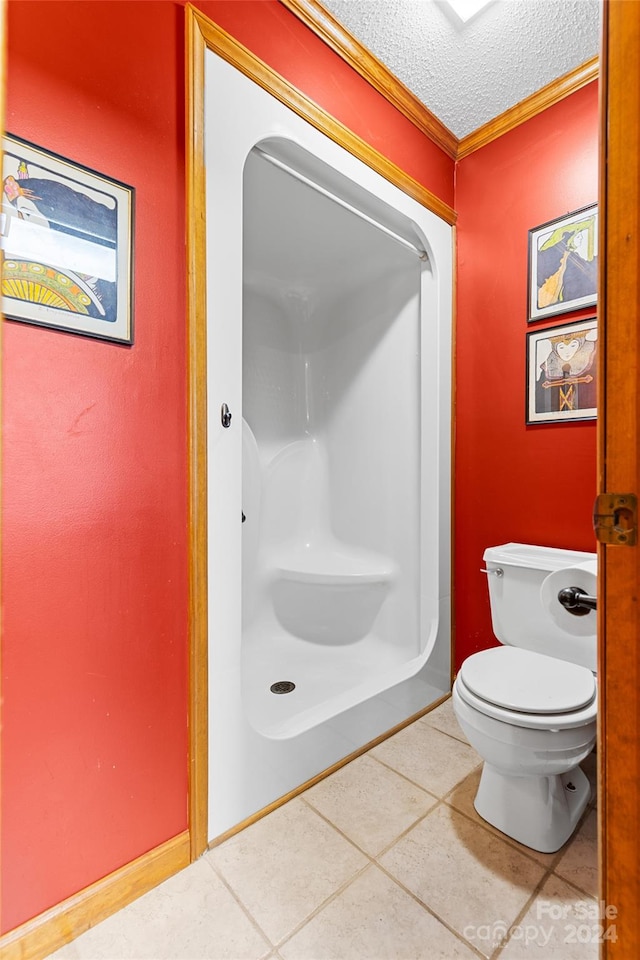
[593,493,637,546]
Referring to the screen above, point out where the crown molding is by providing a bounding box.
[279,0,458,159]
[279,1,598,164]
[188,5,456,224]
[457,56,599,159]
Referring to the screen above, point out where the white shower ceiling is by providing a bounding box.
[319,0,601,138]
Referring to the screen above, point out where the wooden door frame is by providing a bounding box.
[187,1,640,953]
[7,2,639,957]
[598,1,640,954]
[185,2,456,860]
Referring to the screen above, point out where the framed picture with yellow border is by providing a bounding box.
[526,318,597,424]
[528,204,597,322]
[1,133,134,343]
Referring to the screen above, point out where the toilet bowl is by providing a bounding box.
[452,543,597,853]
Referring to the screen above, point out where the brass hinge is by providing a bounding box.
[593,493,637,546]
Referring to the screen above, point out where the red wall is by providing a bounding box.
[1,0,455,935]
[2,0,599,936]
[454,82,600,668]
[1,0,189,934]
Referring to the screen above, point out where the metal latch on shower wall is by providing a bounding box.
[593,493,638,545]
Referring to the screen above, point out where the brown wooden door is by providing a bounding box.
[599,2,640,954]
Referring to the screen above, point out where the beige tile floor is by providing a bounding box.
[50,697,600,960]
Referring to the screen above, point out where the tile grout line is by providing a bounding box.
[205,707,595,959]
[439,792,561,870]
[201,853,277,954]
[301,768,597,960]
[206,797,375,955]
[549,866,599,904]
[488,867,558,959]
[52,699,596,960]
[418,718,476,748]
[295,795,490,958]
[200,705,595,960]
[303,790,489,960]
[488,839,599,959]
[371,850,489,960]
[301,790,443,861]
[273,859,373,954]
[199,740,455,958]
[440,774,597,872]
[364,746,483,802]
[302,713,595,957]
[352,746,561,874]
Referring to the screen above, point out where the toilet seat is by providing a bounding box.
[456,647,597,731]
[460,646,596,713]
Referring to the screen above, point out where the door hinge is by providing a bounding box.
[593,493,637,545]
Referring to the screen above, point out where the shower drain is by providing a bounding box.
[270,681,296,695]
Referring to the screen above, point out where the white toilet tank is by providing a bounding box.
[483,543,597,672]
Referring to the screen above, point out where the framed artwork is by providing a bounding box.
[528,204,598,322]
[526,317,597,425]
[1,133,134,343]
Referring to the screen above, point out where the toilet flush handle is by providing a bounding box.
[480,567,504,578]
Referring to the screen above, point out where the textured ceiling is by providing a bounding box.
[319,0,601,138]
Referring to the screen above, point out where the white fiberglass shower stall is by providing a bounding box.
[205,49,452,841]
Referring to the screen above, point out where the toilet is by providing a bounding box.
[452,542,597,853]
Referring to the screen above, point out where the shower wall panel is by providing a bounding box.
[205,48,452,840]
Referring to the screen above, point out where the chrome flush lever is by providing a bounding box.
[480,567,504,578]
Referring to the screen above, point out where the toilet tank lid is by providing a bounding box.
[483,542,597,572]
[460,647,596,714]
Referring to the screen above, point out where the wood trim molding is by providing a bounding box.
[449,224,457,689]
[0,832,190,960]
[186,3,210,863]
[185,0,457,868]
[186,5,456,226]
[279,0,458,159]
[457,56,599,159]
[598,2,640,953]
[277,0,598,162]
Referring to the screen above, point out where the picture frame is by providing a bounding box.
[526,317,597,425]
[528,204,598,322]
[1,133,134,343]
